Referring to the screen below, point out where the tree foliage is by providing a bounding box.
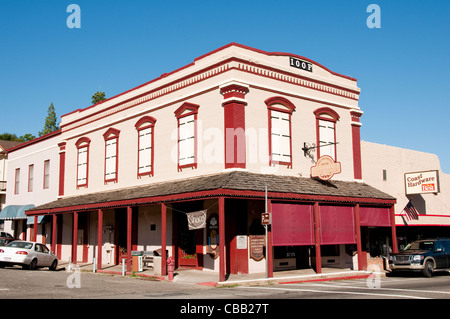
[91,91,106,105]
[0,133,35,142]
[39,102,59,137]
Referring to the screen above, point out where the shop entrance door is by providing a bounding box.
[173,201,204,269]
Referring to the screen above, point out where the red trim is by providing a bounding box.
[175,102,199,171]
[72,212,78,264]
[313,202,322,273]
[5,130,61,153]
[266,97,295,168]
[351,124,362,179]
[97,209,103,271]
[135,116,157,178]
[27,186,396,216]
[315,109,338,160]
[161,203,167,276]
[127,207,132,272]
[103,128,120,184]
[75,138,90,188]
[58,151,65,196]
[51,214,57,255]
[219,197,225,282]
[390,206,398,253]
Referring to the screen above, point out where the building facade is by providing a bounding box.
[361,141,450,250]
[0,132,61,241]
[24,43,396,280]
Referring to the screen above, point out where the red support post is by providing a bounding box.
[127,206,132,273]
[390,206,398,253]
[97,209,103,271]
[354,204,366,270]
[33,216,38,242]
[313,202,322,273]
[161,203,167,276]
[72,212,78,265]
[267,199,273,278]
[219,197,226,282]
[51,214,57,254]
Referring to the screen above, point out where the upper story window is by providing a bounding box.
[135,116,157,177]
[174,102,199,171]
[265,97,296,167]
[43,160,50,189]
[314,107,340,161]
[28,164,34,192]
[75,137,91,188]
[103,128,120,183]
[14,168,20,194]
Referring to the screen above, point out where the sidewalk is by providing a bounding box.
[58,261,382,287]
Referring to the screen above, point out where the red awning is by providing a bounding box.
[359,206,391,227]
[272,203,315,246]
[319,205,356,245]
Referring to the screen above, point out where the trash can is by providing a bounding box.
[131,251,143,272]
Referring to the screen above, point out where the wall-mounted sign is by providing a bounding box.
[290,57,313,72]
[249,235,265,261]
[405,170,440,195]
[311,155,341,181]
[206,214,219,259]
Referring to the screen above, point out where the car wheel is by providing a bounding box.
[29,259,38,271]
[49,260,58,271]
[422,260,434,278]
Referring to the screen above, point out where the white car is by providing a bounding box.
[0,241,58,270]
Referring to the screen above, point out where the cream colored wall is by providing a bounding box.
[361,141,450,226]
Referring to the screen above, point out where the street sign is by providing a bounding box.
[261,212,271,225]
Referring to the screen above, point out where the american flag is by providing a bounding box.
[402,200,419,221]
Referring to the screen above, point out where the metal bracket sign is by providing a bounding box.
[261,213,271,225]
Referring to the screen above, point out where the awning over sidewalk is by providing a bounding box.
[0,204,35,220]
[27,171,396,215]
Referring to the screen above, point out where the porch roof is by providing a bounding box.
[26,171,396,215]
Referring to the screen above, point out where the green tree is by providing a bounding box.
[91,91,106,105]
[39,102,59,136]
[0,133,22,142]
[19,133,36,141]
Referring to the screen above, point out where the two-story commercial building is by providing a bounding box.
[0,131,61,241]
[25,43,396,281]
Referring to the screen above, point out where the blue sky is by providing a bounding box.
[1,1,449,173]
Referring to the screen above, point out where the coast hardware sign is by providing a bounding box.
[310,155,341,181]
[405,170,440,195]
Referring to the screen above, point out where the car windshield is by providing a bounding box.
[403,241,434,251]
[6,241,33,249]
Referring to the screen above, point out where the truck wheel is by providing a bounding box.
[422,260,434,278]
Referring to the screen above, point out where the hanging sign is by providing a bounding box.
[186,210,207,230]
[311,155,341,181]
[405,170,440,195]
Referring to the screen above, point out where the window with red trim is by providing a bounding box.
[103,128,120,183]
[135,116,156,177]
[75,137,91,188]
[265,97,296,167]
[314,107,340,161]
[174,102,199,171]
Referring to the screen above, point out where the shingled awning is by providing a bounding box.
[26,171,396,215]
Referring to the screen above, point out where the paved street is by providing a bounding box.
[0,266,449,300]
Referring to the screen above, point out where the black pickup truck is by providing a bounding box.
[389,238,450,277]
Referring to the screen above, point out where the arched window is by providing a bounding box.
[75,137,91,187]
[135,116,157,177]
[265,97,296,167]
[314,107,340,160]
[174,102,199,171]
[103,128,120,183]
